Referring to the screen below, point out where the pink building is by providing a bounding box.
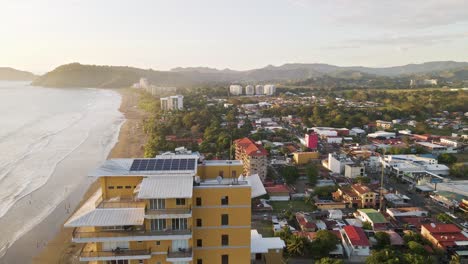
[305,132,318,149]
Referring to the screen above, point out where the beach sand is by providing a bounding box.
[4,88,148,264]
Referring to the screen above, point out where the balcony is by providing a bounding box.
[145,207,192,219]
[95,197,146,209]
[167,247,193,262]
[79,247,151,262]
[72,227,192,243]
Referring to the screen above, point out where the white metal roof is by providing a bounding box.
[251,230,285,253]
[64,190,145,227]
[242,174,266,198]
[137,176,193,199]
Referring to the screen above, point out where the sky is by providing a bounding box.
[1,0,468,74]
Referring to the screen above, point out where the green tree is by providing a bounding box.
[310,230,339,258]
[436,213,452,223]
[362,221,372,230]
[375,232,391,249]
[282,166,300,185]
[438,153,457,165]
[313,185,338,199]
[403,253,434,264]
[407,241,426,255]
[366,249,404,264]
[286,235,309,256]
[306,164,319,187]
[316,257,344,264]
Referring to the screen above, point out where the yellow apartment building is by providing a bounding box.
[65,153,283,264]
[292,152,319,165]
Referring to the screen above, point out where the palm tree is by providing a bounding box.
[286,235,307,256]
[449,254,460,264]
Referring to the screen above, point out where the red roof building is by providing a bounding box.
[341,225,370,257]
[234,137,268,181]
[343,225,370,247]
[421,223,468,250]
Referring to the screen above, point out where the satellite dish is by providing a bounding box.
[431,223,436,228]
[194,176,201,183]
[216,176,223,184]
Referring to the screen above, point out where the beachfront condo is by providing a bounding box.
[64,153,284,264]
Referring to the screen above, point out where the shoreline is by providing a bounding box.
[0,88,148,264]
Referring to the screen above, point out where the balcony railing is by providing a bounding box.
[95,197,146,209]
[80,248,151,259]
[167,247,193,259]
[145,207,192,216]
[73,227,192,240]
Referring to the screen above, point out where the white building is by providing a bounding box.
[245,85,255,95]
[139,78,149,89]
[160,95,184,111]
[341,226,370,259]
[327,137,343,144]
[345,164,365,178]
[230,85,243,95]
[386,207,428,219]
[368,131,396,139]
[328,153,354,174]
[263,84,276,95]
[255,85,264,95]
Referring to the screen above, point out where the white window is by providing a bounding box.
[151,219,166,231]
[150,199,165,209]
[172,218,188,230]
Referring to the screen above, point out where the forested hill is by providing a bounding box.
[0,67,37,81]
[32,61,468,88]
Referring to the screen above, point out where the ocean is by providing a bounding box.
[0,81,123,262]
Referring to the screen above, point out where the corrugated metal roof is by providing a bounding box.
[64,190,145,227]
[137,176,193,199]
[251,230,285,253]
[243,174,266,198]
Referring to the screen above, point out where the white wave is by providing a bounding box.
[0,85,123,259]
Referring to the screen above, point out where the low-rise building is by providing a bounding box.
[341,225,370,259]
[421,223,468,251]
[292,152,320,165]
[251,230,285,264]
[386,207,428,219]
[376,120,393,130]
[333,184,379,209]
[265,185,290,201]
[344,164,365,179]
[355,209,388,230]
[328,153,354,174]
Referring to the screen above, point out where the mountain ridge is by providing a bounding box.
[31,61,468,88]
[0,67,37,81]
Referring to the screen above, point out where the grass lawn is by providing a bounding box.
[269,200,315,214]
[252,220,275,237]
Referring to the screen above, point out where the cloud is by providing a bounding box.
[288,0,468,29]
[350,32,468,46]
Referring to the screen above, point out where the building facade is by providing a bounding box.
[234,137,268,181]
[229,85,243,96]
[65,153,267,264]
[161,95,184,111]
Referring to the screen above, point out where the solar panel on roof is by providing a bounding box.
[130,159,141,171]
[129,158,197,171]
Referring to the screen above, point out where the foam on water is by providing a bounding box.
[0,82,124,259]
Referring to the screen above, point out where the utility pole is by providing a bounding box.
[379,149,385,212]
